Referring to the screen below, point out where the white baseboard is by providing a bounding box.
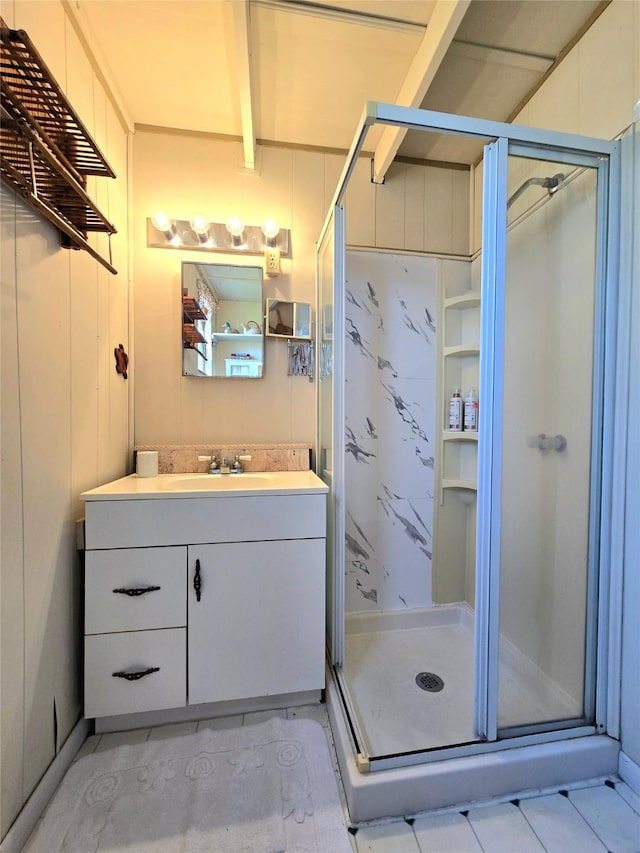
[0,718,90,853]
[619,750,640,795]
[94,690,322,734]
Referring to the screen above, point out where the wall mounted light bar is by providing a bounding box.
[147,214,291,257]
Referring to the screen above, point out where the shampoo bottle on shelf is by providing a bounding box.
[464,387,479,432]
[448,387,463,432]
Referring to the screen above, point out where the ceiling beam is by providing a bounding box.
[230,0,256,171]
[372,0,471,184]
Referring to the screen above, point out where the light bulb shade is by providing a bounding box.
[225,217,245,238]
[261,219,280,240]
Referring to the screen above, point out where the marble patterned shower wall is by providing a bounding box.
[345,251,438,613]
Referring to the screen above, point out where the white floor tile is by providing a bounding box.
[287,702,330,727]
[616,780,640,816]
[196,714,244,731]
[146,720,198,740]
[94,728,151,751]
[242,708,287,726]
[354,820,421,852]
[519,793,607,852]
[72,734,101,761]
[569,784,640,853]
[467,802,545,852]
[412,811,483,852]
[21,817,43,852]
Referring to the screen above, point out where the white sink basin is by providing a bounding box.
[161,473,277,491]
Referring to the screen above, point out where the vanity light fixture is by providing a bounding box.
[147,215,290,257]
[151,211,179,243]
[225,216,246,248]
[190,215,212,245]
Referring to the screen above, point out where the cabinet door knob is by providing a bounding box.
[194,558,202,602]
[112,667,160,681]
[112,585,161,597]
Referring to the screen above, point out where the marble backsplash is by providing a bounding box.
[134,444,311,474]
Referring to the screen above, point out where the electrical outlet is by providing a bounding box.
[264,248,281,276]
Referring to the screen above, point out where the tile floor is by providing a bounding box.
[27,704,640,853]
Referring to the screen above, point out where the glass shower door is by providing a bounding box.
[484,146,606,737]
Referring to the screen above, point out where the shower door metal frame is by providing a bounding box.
[316,204,346,666]
[475,137,621,742]
[319,101,624,766]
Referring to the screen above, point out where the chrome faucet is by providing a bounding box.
[231,454,252,473]
[207,453,252,474]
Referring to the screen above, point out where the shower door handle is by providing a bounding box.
[526,433,567,452]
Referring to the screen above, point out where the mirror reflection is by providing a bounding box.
[266,299,312,340]
[182,262,264,378]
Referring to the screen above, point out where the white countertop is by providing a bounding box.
[80,470,329,501]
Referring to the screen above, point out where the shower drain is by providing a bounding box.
[415,672,444,692]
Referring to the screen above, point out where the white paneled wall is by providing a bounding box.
[132,133,470,446]
[0,0,131,838]
[471,0,640,254]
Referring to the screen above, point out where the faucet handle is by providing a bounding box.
[231,453,251,473]
[237,454,252,462]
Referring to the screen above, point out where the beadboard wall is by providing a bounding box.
[0,0,131,838]
[131,133,470,449]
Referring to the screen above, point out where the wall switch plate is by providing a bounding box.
[264,248,281,276]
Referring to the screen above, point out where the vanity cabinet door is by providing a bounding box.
[188,539,325,705]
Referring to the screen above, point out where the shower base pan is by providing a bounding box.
[327,603,619,823]
[326,672,619,823]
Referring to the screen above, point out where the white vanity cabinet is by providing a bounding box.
[81,473,328,721]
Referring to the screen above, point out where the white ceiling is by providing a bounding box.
[79,0,605,166]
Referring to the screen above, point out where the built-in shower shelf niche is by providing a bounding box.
[444,344,480,358]
[444,293,481,310]
[442,431,479,441]
[442,479,478,491]
[434,273,480,606]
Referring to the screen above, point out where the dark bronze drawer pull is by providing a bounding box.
[112,585,161,597]
[194,559,202,602]
[112,667,160,681]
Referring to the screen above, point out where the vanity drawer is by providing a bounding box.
[85,547,186,634]
[85,628,186,718]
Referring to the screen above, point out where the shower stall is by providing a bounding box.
[316,103,626,821]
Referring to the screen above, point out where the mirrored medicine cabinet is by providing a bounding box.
[182,261,264,379]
